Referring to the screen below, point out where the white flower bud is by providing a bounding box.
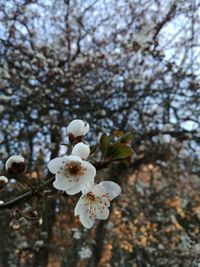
[5,155,26,174]
[72,142,90,160]
[67,120,89,141]
[0,176,8,184]
[0,200,4,204]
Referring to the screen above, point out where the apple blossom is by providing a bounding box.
[75,181,121,229]
[5,155,26,174]
[66,119,89,140]
[48,155,96,195]
[72,142,90,160]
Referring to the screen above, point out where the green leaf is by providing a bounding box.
[108,143,133,160]
[90,145,98,154]
[121,133,134,143]
[100,133,110,156]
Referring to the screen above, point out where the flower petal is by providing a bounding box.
[82,123,90,136]
[65,155,82,164]
[101,195,110,207]
[66,173,94,195]
[96,204,109,220]
[67,120,89,138]
[81,161,96,181]
[92,184,105,196]
[53,174,69,191]
[72,142,90,159]
[66,183,83,195]
[79,204,96,229]
[99,181,121,200]
[78,162,96,192]
[48,157,66,174]
[82,181,94,194]
[74,195,85,216]
[67,119,84,136]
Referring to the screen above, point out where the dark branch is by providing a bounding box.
[0,177,55,210]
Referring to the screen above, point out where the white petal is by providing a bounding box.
[66,183,83,195]
[66,174,94,195]
[72,142,90,159]
[96,204,109,220]
[74,195,85,215]
[48,157,66,174]
[78,161,96,188]
[0,176,8,184]
[99,181,121,200]
[67,120,89,137]
[92,184,105,196]
[6,155,25,170]
[79,204,96,229]
[101,195,110,207]
[82,181,94,194]
[65,155,82,163]
[53,174,69,191]
[82,123,90,135]
[82,161,96,179]
[67,119,84,136]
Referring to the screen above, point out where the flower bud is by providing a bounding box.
[0,200,4,205]
[67,120,89,142]
[6,155,26,174]
[72,142,90,160]
[0,176,8,189]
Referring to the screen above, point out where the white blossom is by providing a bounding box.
[0,200,4,205]
[75,181,121,229]
[72,142,90,160]
[67,119,89,138]
[48,155,96,195]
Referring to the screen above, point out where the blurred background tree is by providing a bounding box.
[0,0,199,266]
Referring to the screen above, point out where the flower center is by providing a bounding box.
[64,162,85,176]
[86,192,96,202]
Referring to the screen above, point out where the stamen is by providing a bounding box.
[64,162,85,176]
[87,192,96,201]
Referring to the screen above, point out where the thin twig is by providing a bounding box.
[0,177,55,210]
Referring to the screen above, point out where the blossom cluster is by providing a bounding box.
[48,119,121,229]
[0,119,122,229]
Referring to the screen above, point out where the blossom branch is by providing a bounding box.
[0,161,110,210]
[0,119,130,228]
[0,177,54,210]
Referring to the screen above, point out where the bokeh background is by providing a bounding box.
[0,0,200,266]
